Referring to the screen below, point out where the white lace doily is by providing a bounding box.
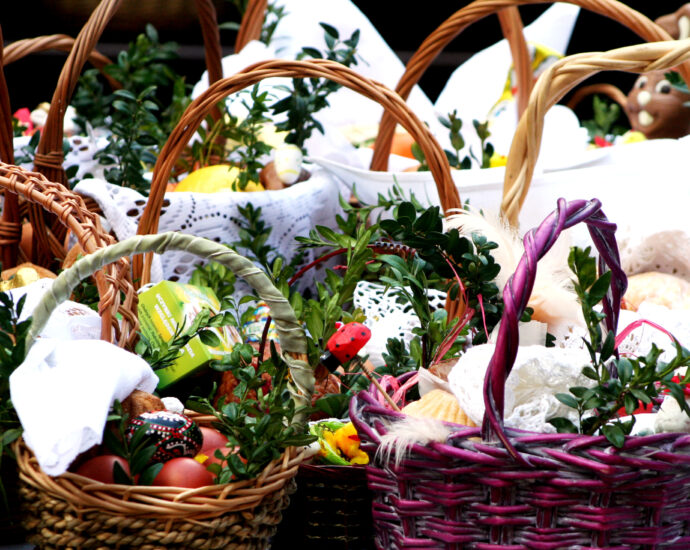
[74,171,344,287]
[354,280,447,367]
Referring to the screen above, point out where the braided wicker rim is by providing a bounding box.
[370,0,687,173]
[502,39,690,227]
[0,26,19,270]
[134,58,459,286]
[0,162,137,347]
[14,424,308,519]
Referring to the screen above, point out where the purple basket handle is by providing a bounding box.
[482,198,627,462]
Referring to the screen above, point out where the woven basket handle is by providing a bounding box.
[25,0,223,268]
[34,0,224,186]
[501,39,690,227]
[27,231,314,414]
[482,198,626,460]
[0,162,138,349]
[370,0,686,173]
[235,0,267,52]
[134,58,459,286]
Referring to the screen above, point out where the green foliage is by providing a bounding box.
[378,202,505,348]
[549,247,690,447]
[413,115,493,171]
[187,342,315,482]
[220,0,287,46]
[93,86,163,193]
[0,292,31,509]
[272,23,360,150]
[102,400,163,485]
[71,24,191,192]
[183,86,275,189]
[135,308,230,372]
[581,95,628,143]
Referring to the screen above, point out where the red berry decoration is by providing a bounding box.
[320,322,372,372]
[125,411,202,463]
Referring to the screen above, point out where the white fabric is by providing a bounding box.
[448,344,592,433]
[8,279,102,341]
[434,4,583,163]
[74,171,344,286]
[354,280,446,367]
[270,0,442,139]
[10,339,158,476]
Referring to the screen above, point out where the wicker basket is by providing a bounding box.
[350,196,690,549]
[349,37,690,549]
[14,231,315,549]
[273,463,374,549]
[369,0,688,173]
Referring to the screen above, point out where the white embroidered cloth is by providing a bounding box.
[74,170,344,286]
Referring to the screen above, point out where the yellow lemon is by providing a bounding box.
[174,165,264,193]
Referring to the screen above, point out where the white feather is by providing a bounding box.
[444,207,584,332]
[377,417,454,467]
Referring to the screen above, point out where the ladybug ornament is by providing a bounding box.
[319,322,372,373]
[125,411,202,463]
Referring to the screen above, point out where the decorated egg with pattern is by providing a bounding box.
[125,411,202,463]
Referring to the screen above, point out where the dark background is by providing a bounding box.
[0,1,682,116]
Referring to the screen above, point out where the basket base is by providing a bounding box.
[271,464,374,550]
[19,478,295,550]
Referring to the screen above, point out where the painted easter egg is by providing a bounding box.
[125,411,202,463]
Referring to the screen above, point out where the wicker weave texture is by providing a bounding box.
[370,0,686,173]
[351,199,690,549]
[0,162,138,347]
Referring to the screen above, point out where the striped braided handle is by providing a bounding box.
[482,198,626,460]
[501,38,690,227]
[27,232,314,417]
[370,0,686,172]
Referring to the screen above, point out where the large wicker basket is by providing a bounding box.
[14,231,316,549]
[351,196,690,549]
[350,37,690,549]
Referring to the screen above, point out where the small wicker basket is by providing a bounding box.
[351,197,690,549]
[14,231,316,549]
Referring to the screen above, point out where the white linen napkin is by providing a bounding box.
[10,339,158,476]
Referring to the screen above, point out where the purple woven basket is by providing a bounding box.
[350,198,690,549]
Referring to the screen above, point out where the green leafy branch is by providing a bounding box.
[187,343,315,482]
[272,23,360,151]
[549,247,690,447]
[102,400,163,485]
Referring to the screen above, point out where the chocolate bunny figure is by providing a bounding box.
[622,5,690,139]
[625,71,690,140]
[656,4,690,39]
